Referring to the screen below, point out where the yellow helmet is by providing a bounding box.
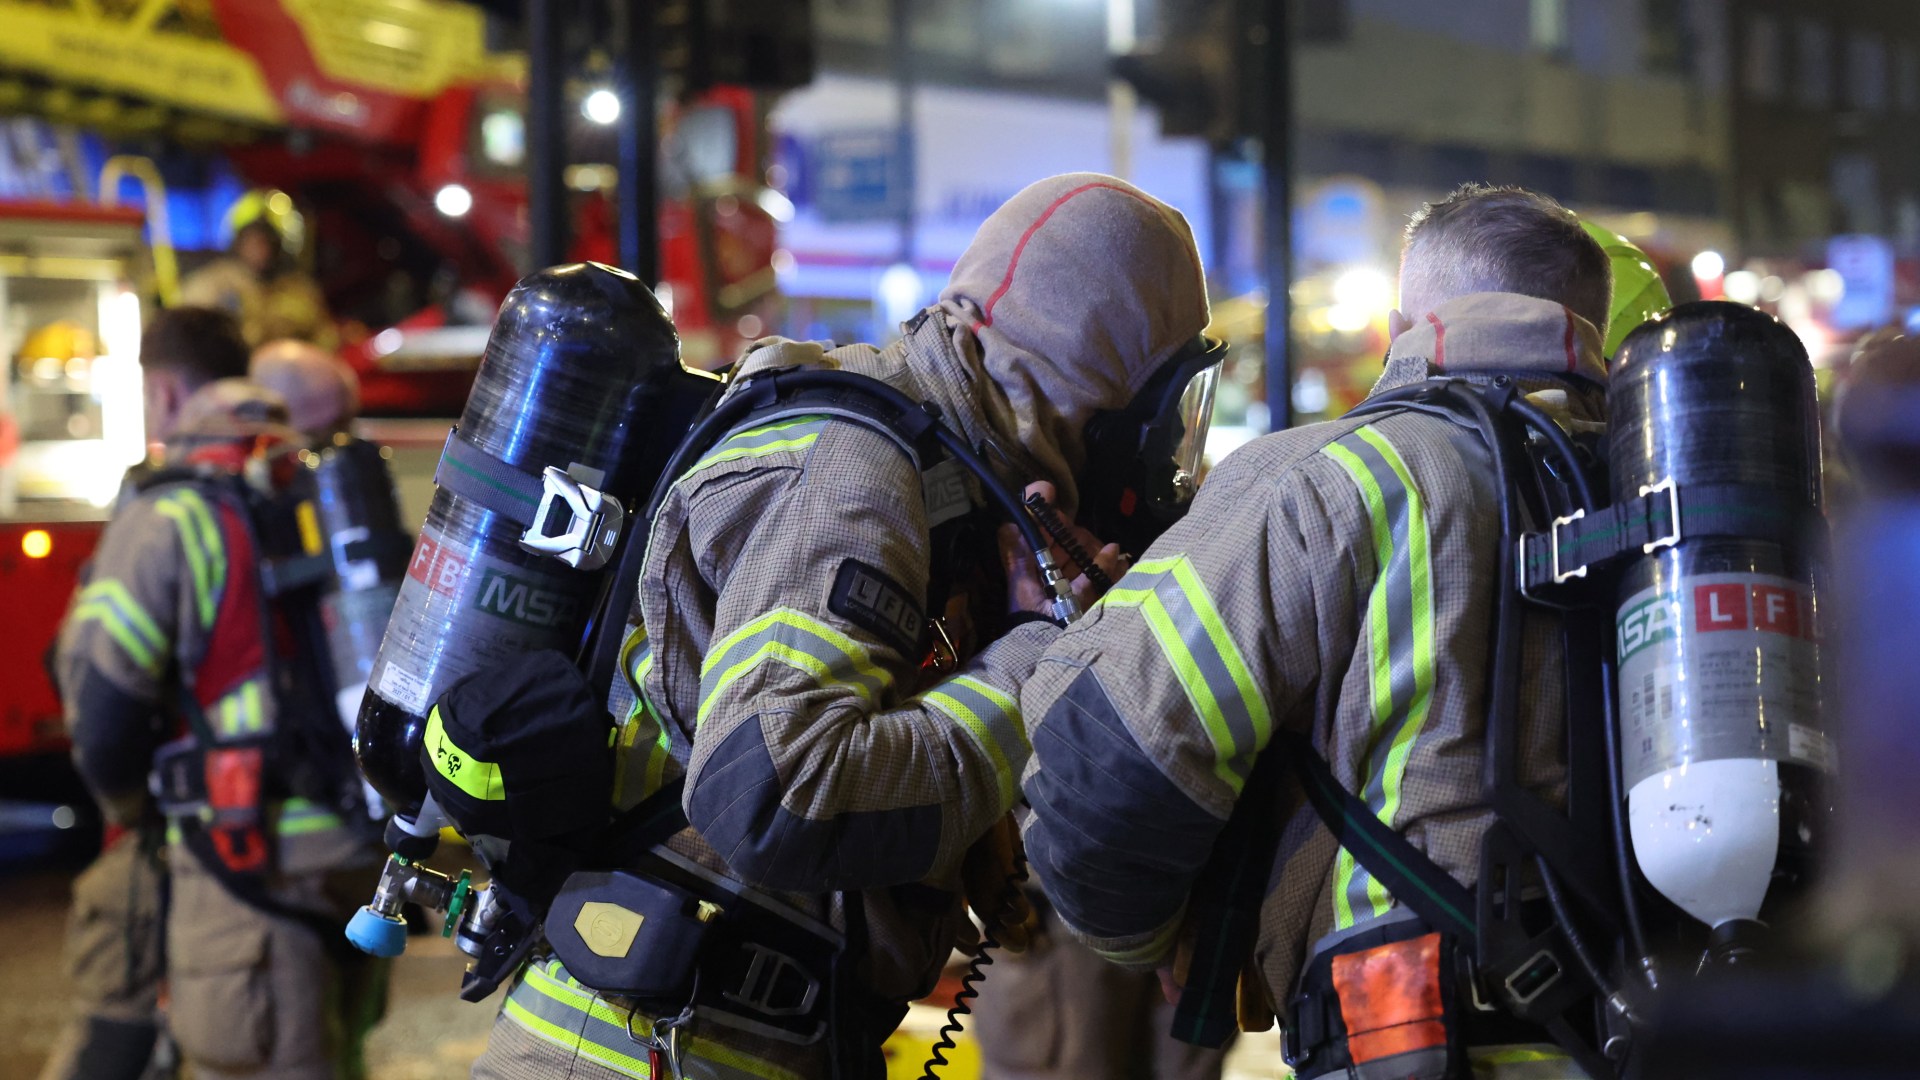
[224,189,306,255]
[15,321,100,379]
[1581,220,1672,359]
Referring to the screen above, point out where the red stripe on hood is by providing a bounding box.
[980,181,1158,328]
[1561,306,1578,373]
[1426,312,1448,369]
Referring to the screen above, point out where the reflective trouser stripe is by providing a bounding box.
[499,958,803,1080]
[921,673,1029,810]
[73,580,166,674]
[1322,425,1437,930]
[275,798,346,837]
[154,488,226,629]
[1469,1044,1580,1079]
[1096,555,1270,794]
[698,607,892,727]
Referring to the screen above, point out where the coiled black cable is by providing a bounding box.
[1026,492,1115,593]
[920,854,1031,1080]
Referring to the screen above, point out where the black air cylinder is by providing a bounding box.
[354,263,683,813]
[311,438,411,729]
[1608,300,1828,937]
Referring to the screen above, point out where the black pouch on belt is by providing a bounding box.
[546,852,843,1046]
[545,869,715,1002]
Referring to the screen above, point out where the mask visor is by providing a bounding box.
[1167,361,1220,505]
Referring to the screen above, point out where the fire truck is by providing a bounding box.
[0,0,784,770]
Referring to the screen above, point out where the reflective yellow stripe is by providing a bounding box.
[689,416,828,474]
[1097,555,1269,793]
[501,996,652,1079]
[423,705,505,801]
[922,674,1028,810]
[1322,425,1438,929]
[698,608,893,727]
[154,488,225,628]
[1091,910,1185,968]
[505,958,802,1080]
[276,798,345,837]
[74,580,165,673]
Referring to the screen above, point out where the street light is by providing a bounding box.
[584,88,622,125]
[434,183,474,218]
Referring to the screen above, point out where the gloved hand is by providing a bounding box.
[961,812,1037,952]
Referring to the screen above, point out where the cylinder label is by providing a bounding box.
[1617,571,1828,787]
[370,522,584,715]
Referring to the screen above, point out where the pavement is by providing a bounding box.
[0,868,495,1079]
[0,866,1287,1079]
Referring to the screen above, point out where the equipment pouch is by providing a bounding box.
[545,869,714,1005]
[1331,932,1457,1077]
[1286,920,1467,1080]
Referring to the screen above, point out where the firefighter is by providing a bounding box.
[182,195,338,350]
[251,338,360,447]
[38,307,251,1080]
[54,307,386,1080]
[465,173,1214,1079]
[1016,183,1617,1080]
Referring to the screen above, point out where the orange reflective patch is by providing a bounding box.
[1330,931,1447,1065]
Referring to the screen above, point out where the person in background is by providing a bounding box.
[38,307,252,1080]
[251,338,360,447]
[54,306,386,1080]
[182,214,338,351]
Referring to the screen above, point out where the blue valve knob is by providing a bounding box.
[346,905,409,958]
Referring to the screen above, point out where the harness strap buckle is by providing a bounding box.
[1548,509,1589,583]
[1639,477,1681,555]
[720,942,821,1019]
[520,466,624,570]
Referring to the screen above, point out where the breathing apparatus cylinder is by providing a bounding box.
[309,438,411,815]
[1608,301,1829,956]
[354,263,683,816]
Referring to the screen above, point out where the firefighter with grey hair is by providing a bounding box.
[1018,183,1618,1080]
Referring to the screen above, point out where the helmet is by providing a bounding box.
[1581,220,1672,359]
[15,321,100,380]
[224,189,305,256]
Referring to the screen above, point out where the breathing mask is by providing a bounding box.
[1077,335,1227,556]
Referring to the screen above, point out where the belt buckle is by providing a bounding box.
[1280,1022,1310,1069]
[520,466,624,570]
[720,942,820,1019]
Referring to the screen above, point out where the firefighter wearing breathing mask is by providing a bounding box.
[1016,185,1682,1080]
[464,173,1222,1079]
[55,313,387,1080]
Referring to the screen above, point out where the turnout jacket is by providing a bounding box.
[485,172,1214,1080]
[1018,293,1608,1008]
[56,400,363,872]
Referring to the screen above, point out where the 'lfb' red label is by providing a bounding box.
[407,532,467,598]
[1693,581,1817,640]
